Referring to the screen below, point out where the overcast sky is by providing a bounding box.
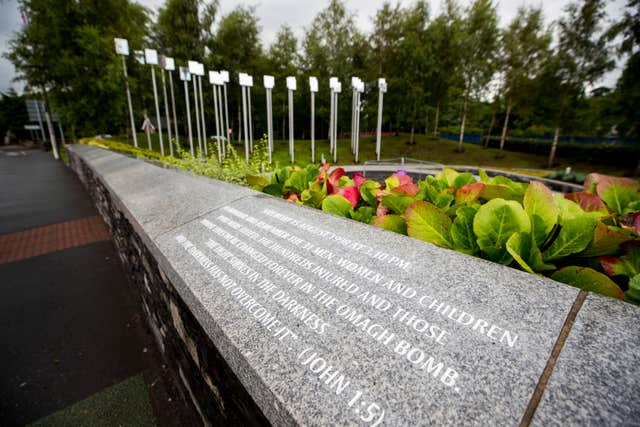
[0,0,628,94]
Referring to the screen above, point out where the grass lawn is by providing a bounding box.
[113,132,630,176]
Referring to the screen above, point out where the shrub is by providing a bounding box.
[248,165,640,305]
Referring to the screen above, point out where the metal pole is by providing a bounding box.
[217,85,225,159]
[168,71,179,147]
[161,69,173,156]
[44,111,59,160]
[145,112,152,150]
[122,56,138,147]
[35,101,46,142]
[288,89,294,163]
[184,80,194,157]
[329,90,334,155]
[355,91,361,163]
[223,83,230,145]
[333,92,339,163]
[151,66,164,155]
[193,78,202,158]
[266,88,273,164]
[351,88,357,154]
[212,85,221,163]
[248,87,254,153]
[311,91,315,164]
[376,89,384,161]
[241,86,249,163]
[198,76,207,156]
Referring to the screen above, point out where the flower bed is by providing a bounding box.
[248,165,640,305]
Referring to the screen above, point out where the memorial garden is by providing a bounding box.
[2,0,640,425]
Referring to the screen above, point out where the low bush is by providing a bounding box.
[248,165,640,304]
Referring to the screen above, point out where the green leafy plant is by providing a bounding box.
[249,165,640,304]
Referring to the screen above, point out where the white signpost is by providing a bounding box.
[180,66,195,157]
[220,70,230,144]
[286,76,297,164]
[114,38,138,148]
[263,75,275,164]
[351,77,364,163]
[196,62,207,157]
[209,71,224,164]
[239,72,253,163]
[329,78,341,163]
[216,73,226,159]
[145,48,164,155]
[159,56,173,156]
[165,57,179,150]
[188,61,203,158]
[247,75,254,153]
[376,78,387,161]
[309,76,318,164]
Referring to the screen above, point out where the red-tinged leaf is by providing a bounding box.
[326,167,346,194]
[385,172,413,191]
[337,186,360,208]
[287,193,301,203]
[585,173,640,215]
[565,192,607,213]
[376,204,390,218]
[392,182,420,196]
[599,241,640,278]
[353,172,366,188]
[600,256,619,276]
[456,182,485,205]
[579,222,635,257]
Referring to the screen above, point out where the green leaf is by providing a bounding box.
[300,186,326,209]
[381,194,415,215]
[405,200,453,249]
[246,174,269,190]
[442,168,459,187]
[543,198,597,262]
[262,184,283,197]
[480,184,523,202]
[551,266,623,299]
[506,232,555,274]
[284,169,311,193]
[321,195,352,217]
[478,168,491,183]
[373,214,407,234]
[473,198,531,264]
[624,274,640,305]
[453,173,476,190]
[360,180,382,207]
[451,206,479,255]
[597,177,640,215]
[350,206,374,224]
[524,181,558,244]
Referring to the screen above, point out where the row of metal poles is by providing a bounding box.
[115,38,388,165]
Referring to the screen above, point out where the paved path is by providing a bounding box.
[0,147,196,426]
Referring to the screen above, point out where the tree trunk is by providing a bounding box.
[456,95,468,153]
[433,100,440,137]
[497,99,512,158]
[424,110,429,135]
[42,88,59,160]
[548,126,560,168]
[483,114,495,149]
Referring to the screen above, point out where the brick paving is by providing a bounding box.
[0,215,109,265]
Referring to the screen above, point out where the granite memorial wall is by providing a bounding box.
[67,144,640,426]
